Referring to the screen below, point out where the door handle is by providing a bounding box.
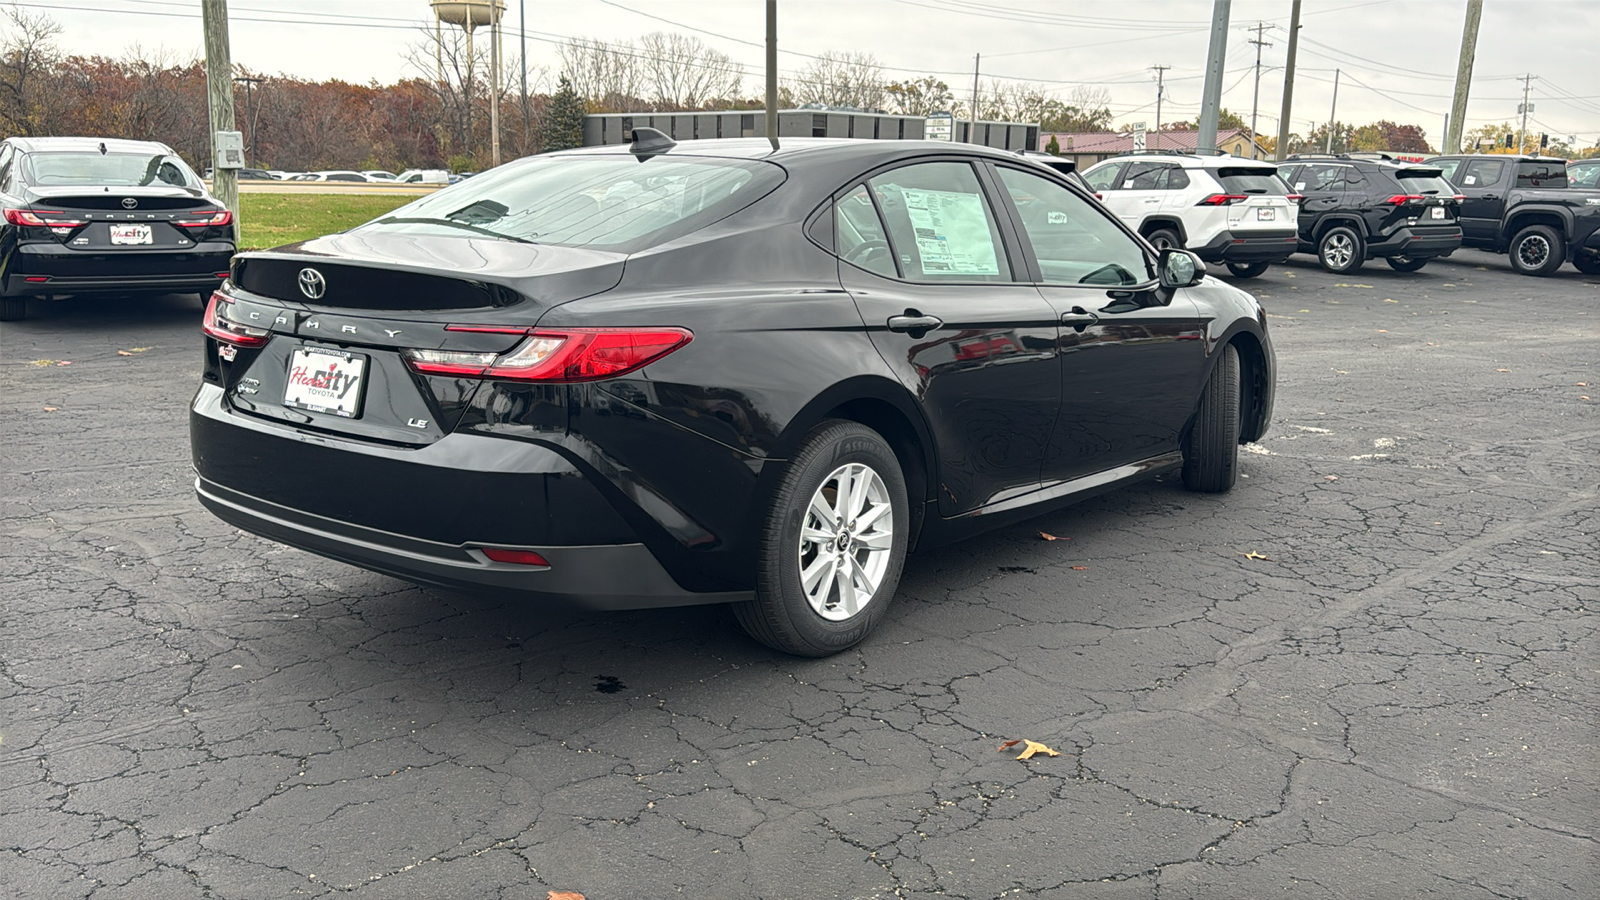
[1060,308,1099,331]
[887,313,942,333]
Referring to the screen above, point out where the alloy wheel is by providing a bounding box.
[1324,233,1354,268]
[1518,235,1550,267]
[797,463,895,621]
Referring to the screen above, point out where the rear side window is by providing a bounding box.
[1084,163,1122,191]
[360,154,783,252]
[1461,159,1504,188]
[867,161,1011,282]
[835,183,897,279]
[1515,163,1566,188]
[1123,161,1170,190]
[1295,164,1351,192]
[1216,167,1289,195]
[1395,170,1456,196]
[1165,168,1191,190]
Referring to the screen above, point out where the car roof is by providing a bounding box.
[559,137,1046,167]
[1088,153,1278,170]
[6,136,175,155]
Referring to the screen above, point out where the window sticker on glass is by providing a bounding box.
[1047,211,1070,224]
[900,189,999,275]
[1464,175,1476,185]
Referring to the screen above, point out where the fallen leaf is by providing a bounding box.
[56,360,71,366]
[1496,368,1509,372]
[1375,329,1387,333]
[116,350,133,356]
[547,893,586,900]
[128,347,150,352]
[1324,475,1339,481]
[1015,740,1060,761]
[1299,309,1309,312]
[29,359,55,367]
[43,406,58,412]
[1334,369,1348,375]
[1038,531,1061,541]
[1577,383,1588,387]
[1070,565,1089,571]
[997,739,1023,751]
[1240,551,1273,561]
[1383,298,1397,303]
[1583,396,1591,401]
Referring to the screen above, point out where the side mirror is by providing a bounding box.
[1158,248,1205,288]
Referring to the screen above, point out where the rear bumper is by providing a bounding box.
[7,241,233,294]
[195,476,749,609]
[1366,225,1462,258]
[1193,229,1298,263]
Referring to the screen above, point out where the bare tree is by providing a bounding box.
[404,24,506,164]
[788,51,886,111]
[0,3,62,135]
[637,32,742,110]
[559,36,644,112]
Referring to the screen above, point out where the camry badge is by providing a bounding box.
[297,267,327,300]
[121,197,138,209]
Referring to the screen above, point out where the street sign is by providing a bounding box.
[925,113,954,142]
[1132,121,1148,152]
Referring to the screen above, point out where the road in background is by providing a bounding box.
[1,250,1595,899]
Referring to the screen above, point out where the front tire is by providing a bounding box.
[734,420,909,657]
[1146,227,1183,252]
[1317,226,1365,274]
[0,295,25,322]
[1385,255,1429,272]
[1225,261,1269,279]
[1507,225,1565,276]
[1182,343,1240,493]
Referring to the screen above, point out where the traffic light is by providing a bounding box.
[1504,133,1514,149]
[1540,133,1549,149]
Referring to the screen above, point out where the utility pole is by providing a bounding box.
[1151,64,1170,145]
[489,3,501,167]
[233,75,262,167]
[1517,73,1537,155]
[764,0,777,151]
[969,54,981,144]
[1445,0,1483,153]
[1274,0,1301,160]
[520,0,528,153]
[1247,22,1272,159]
[201,0,237,241]
[1196,0,1232,153]
[1325,68,1340,153]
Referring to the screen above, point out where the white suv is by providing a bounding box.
[1082,153,1300,278]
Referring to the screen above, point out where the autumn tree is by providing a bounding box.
[0,4,61,135]
[539,76,585,153]
[884,76,953,117]
[1349,120,1431,153]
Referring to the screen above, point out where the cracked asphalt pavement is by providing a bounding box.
[2,249,1596,899]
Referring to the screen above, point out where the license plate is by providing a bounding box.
[1430,207,1445,219]
[284,348,367,418]
[110,224,152,245]
[1256,208,1275,221]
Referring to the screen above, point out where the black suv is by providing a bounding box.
[1277,154,1462,273]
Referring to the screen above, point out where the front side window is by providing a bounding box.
[997,166,1151,287]
[1461,159,1505,188]
[867,161,1011,282]
[1084,163,1122,192]
[835,183,897,278]
[358,154,782,251]
[24,151,200,188]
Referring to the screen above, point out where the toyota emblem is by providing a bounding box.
[297,267,327,300]
[121,197,138,209]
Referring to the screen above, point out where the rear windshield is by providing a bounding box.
[360,154,783,250]
[24,152,200,188]
[1216,167,1289,195]
[1395,170,1457,196]
[1515,163,1567,188]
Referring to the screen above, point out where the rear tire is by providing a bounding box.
[1182,343,1240,493]
[1385,255,1429,272]
[1146,228,1183,252]
[0,295,25,322]
[1507,224,1565,277]
[1317,226,1364,274]
[1573,255,1600,275]
[1225,261,1269,279]
[733,420,909,657]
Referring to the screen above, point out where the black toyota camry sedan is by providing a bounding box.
[191,132,1275,656]
[0,136,235,321]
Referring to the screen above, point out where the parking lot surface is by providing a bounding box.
[2,249,1595,899]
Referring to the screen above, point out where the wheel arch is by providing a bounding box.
[1139,216,1189,245]
[1504,208,1570,241]
[1313,215,1367,240]
[1227,329,1272,444]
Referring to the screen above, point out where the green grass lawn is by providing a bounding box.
[238,194,415,250]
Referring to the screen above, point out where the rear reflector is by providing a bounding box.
[481,548,550,566]
[24,276,49,283]
[404,326,693,383]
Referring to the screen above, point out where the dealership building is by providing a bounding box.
[582,110,1040,152]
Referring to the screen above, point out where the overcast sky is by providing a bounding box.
[27,0,1600,146]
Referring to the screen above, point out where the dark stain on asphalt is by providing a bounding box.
[595,675,626,694]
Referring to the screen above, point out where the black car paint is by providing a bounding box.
[1425,154,1600,265]
[191,139,1275,607]
[1278,157,1463,261]
[0,137,234,305]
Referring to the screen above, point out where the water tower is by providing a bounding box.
[430,0,506,167]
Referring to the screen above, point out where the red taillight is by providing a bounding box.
[177,210,233,228]
[1285,194,1304,202]
[1384,194,1424,205]
[403,327,693,383]
[202,291,269,347]
[1453,194,1465,201]
[5,208,83,227]
[480,548,550,566]
[1197,193,1247,206]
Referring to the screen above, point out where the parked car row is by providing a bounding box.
[1075,149,1600,278]
[200,167,467,184]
